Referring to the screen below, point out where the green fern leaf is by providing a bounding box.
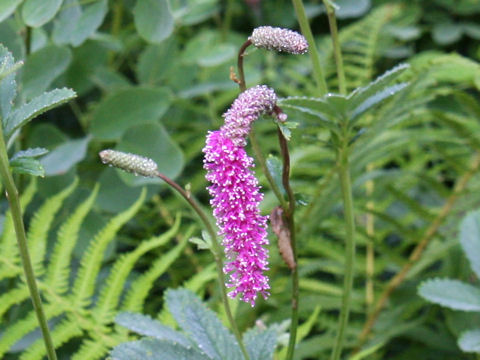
[27,178,78,275]
[72,188,146,308]
[121,226,194,313]
[93,214,182,324]
[46,184,99,294]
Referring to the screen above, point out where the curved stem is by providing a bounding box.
[236,40,289,211]
[154,172,250,360]
[278,129,299,360]
[0,127,57,359]
[323,1,346,95]
[330,144,356,360]
[291,0,328,96]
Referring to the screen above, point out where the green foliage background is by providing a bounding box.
[1,0,480,359]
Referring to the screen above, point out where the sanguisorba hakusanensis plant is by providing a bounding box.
[107,4,413,359]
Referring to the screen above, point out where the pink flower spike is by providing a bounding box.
[202,85,281,306]
[203,131,270,306]
[249,26,309,54]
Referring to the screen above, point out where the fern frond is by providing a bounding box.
[27,178,78,275]
[321,4,401,91]
[72,339,111,360]
[0,286,29,319]
[45,184,99,294]
[19,319,83,360]
[72,188,146,308]
[182,263,217,293]
[121,227,193,313]
[93,214,182,324]
[0,304,63,357]
[0,179,36,280]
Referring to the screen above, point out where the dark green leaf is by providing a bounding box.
[137,39,177,85]
[70,0,108,46]
[10,157,45,177]
[133,0,174,43]
[116,122,184,186]
[4,88,76,136]
[110,338,210,360]
[418,279,480,311]
[166,288,243,360]
[40,137,90,176]
[52,0,81,45]
[11,147,48,161]
[90,87,171,140]
[0,0,22,22]
[21,45,72,99]
[22,0,63,27]
[458,329,480,353]
[432,22,463,45]
[460,211,480,278]
[266,155,285,196]
[115,312,191,347]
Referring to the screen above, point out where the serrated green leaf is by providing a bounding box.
[11,147,48,161]
[0,45,16,120]
[350,83,409,122]
[22,0,63,27]
[458,328,480,353]
[133,0,174,43]
[90,87,171,140]
[21,45,72,99]
[0,0,22,23]
[166,288,243,360]
[10,157,45,177]
[111,338,210,360]
[244,327,277,360]
[418,279,480,311]
[116,312,191,347]
[4,88,76,136]
[348,63,409,110]
[460,211,480,279]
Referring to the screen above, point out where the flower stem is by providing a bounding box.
[330,143,356,360]
[153,172,250,360]
[291,0,328,96]
[0,125,57,359]
[236,40,289,211]
[323,1,346,95]
[278,129,299,360]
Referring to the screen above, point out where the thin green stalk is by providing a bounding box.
[278,129,299,360]
[323,1,346,95]
[154,172,250,360]
[291,0,328,96]
[0,126,57,359]
[330,144,356,360]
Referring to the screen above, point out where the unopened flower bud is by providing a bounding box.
[99,150,158,178]
[249,26,308,54]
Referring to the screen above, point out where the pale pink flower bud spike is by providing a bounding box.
[249,26,309,55]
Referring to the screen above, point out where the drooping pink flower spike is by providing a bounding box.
[249,26,309,55]
[203,85,286,306]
